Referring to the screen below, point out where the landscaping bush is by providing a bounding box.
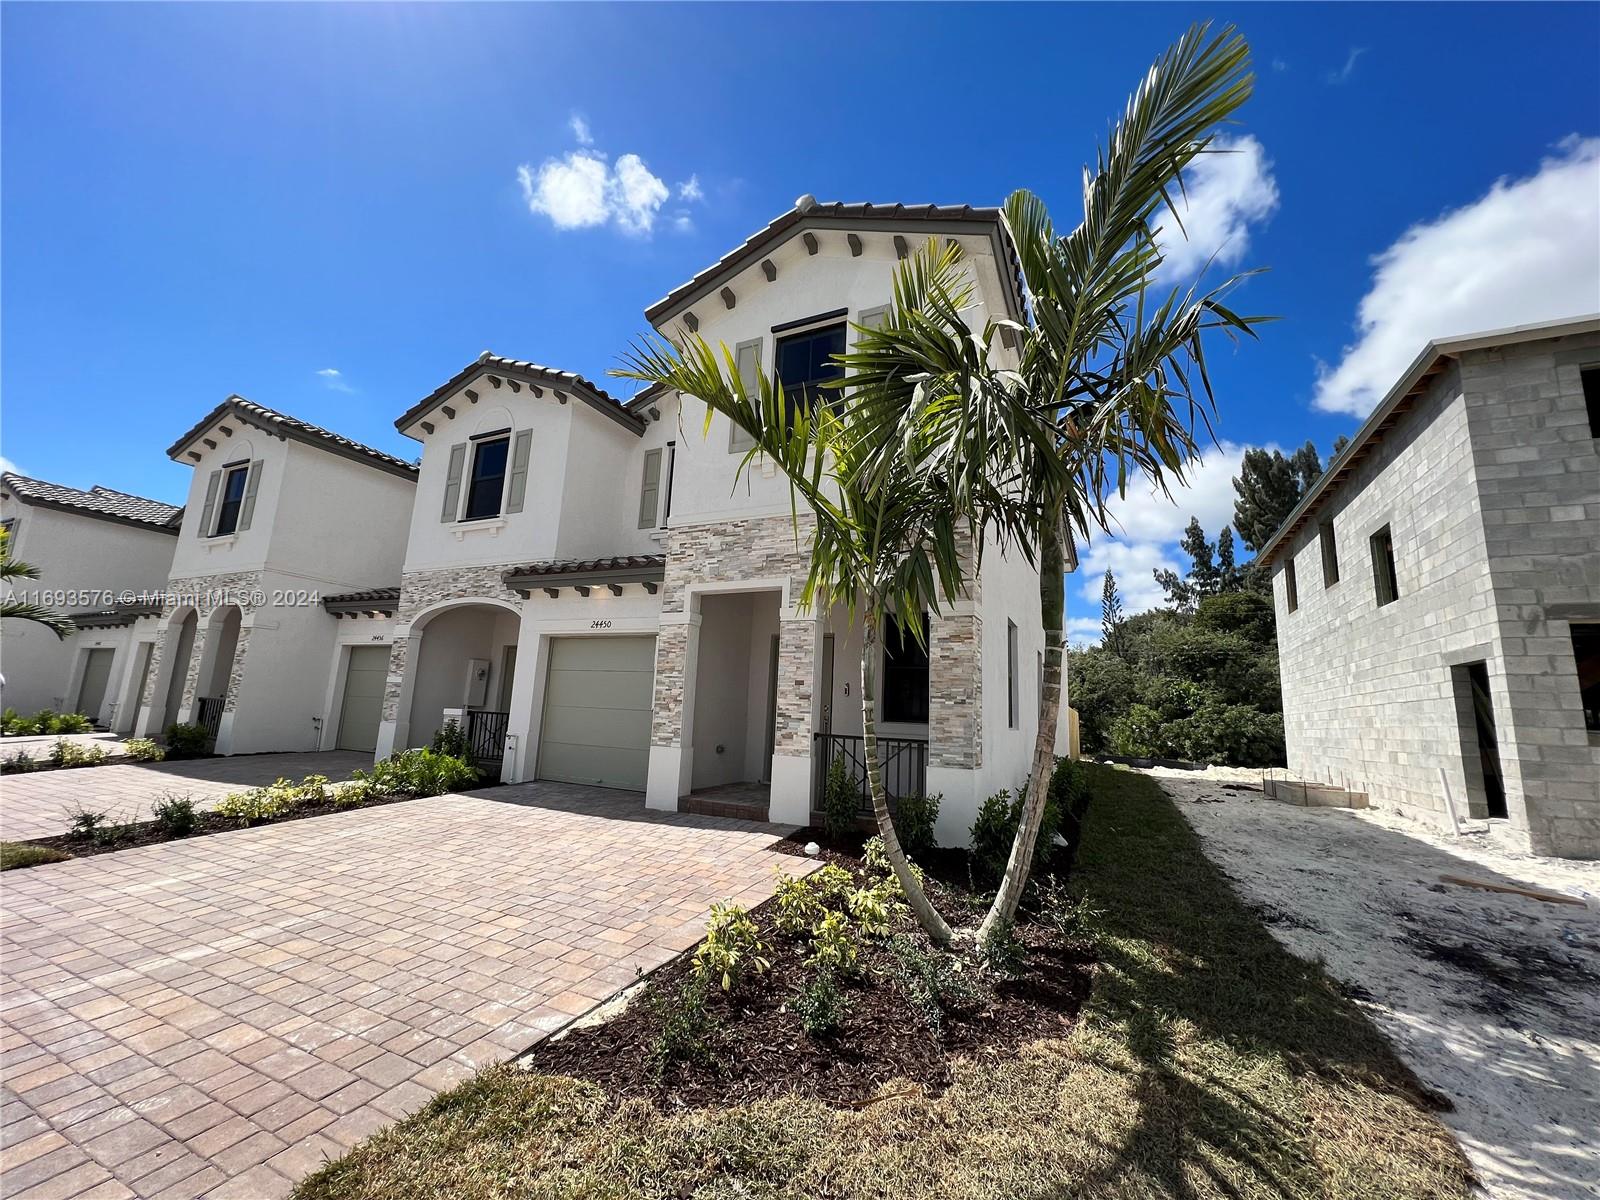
[1,750,39,774]
[805,910,859,977]
[152,794,198,838]
[49,740,108,768]
[331,778,379,808]
[1,843,72,871]
[1,707,94,736]
[430,719,469,760]
[1164,702,1286,767]
[53,712,92,734]
[163,723,211,759]
[884,934,984,1032]
[844,886,898,938]
[0,708,36,736]
[644,975,716,1079]
[215,787,298,825]
[807,862,855,906]
[890,792,939,856]
[820,755,858,840]
[692,901,770,992]
[360,748,477,798]
[979,916,1026,980]
[67,806,107,840]
[773,872,823,936]
[124,738,165,762]
[969,781,1063,889]
[1108,703,1167,757]
[791,969,849,1037]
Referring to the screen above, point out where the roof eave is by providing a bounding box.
[395,362,646,442]
[170,398,418,481]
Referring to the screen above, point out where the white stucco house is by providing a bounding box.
[0,473,181,726]
[131,397,418,754]
[371,198,1067,842]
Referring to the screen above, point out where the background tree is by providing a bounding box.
[1232,447,1301,552]
[1216,526,1241,591]
[1101,570,1129,659]
[1332,433,1351,458]
[1289,440,1323,491]
[0,528,72,639]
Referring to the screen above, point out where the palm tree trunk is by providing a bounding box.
[978,521,1065,940]
[862,607,953,945]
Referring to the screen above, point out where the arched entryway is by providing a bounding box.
[192,605,243,742]
[403,601,521,771]
[159,610,199,730]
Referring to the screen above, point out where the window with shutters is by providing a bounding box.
[463,436,509,520]
[775,322,847,424]
[212,464,250,536]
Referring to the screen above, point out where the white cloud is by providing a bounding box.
[677,174,704,202]
[1326,47,1366,85]
[1271,58,1289,73]
[1154,135,1279,283]
[1314,136,1600,416]
[671,210,694,234]
[1066,616,1104,648]
[569,113,593,146]
[316,367,354,394]
[1075,538,1183,616]
[0,455,21,478]
[517,149,673,236]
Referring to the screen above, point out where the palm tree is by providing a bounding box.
[0,528,73,639]
[845,22,1270,938]
[614,254,1023,945]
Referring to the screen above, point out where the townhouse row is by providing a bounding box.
[2,197,1069,841]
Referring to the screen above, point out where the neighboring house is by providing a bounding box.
[1259,315,1600,859]
[376,197,1067,842]
[133,397,418,754]
[0,472,180,726]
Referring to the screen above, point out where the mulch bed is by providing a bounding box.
[13,792,422,861]
[521,830,1093,1110]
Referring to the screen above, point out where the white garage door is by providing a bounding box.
[537,636,655,791]
[337,645,390,753]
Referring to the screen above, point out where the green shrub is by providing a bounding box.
[884,934,985,1032]
[773,872,823,936]
[644,975,716,1079]
[692,901,770,992]
[124,738,165,762]
[1165,703,1286,767]
[152,794,198,838]
[1109,703,1166,757]
[49,741,108,768]
[163,723,211,759]
[331,778,379,808]
[1194,590,1277,643]
[215,787,298,825]
[53,712,92,734]
[67,806,107,840]
[430,719,469,759]
[361,748,477,798]
[891,792,940,856]
[820,755,858,840]
[0,708,36,736]
[33,709,59,734]
[792,969,850,1037]
[980,916,1026,980]
[969,783,1063,890]
[808,863,856,906]
[805,910,859,976]
[845,886,899,938]
[1,750,39,774]
[1,842,72,871]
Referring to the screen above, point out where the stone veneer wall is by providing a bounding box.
[139,570,264,714]
[381,565,526,723]
[928,611,982,768]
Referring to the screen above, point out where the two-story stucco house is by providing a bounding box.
[0,473,181,726]
[132,398,418,754]
[374,197,1065,843]
[1260,315,1600,859]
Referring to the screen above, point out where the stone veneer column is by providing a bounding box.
[927,608,982,770]
[767,615,820,824]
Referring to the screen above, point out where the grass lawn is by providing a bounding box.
[295,765,1473,1200]
[0,841,72,870]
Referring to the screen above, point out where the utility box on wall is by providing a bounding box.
[464,658,491,709]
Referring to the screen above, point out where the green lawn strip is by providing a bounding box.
[295,765,1473,1200]
[1,842,73,870]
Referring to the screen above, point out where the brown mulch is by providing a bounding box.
[520,833,1093,1110]
[16,793,421,860]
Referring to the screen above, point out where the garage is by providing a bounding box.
[336,644,390,752]
[75,647,115,724]
[537,635,655,790]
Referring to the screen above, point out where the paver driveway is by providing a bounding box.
[0,783,800,1199]
[0,752,372,841]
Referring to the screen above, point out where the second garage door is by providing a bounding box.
[337,645,390,753]
[537,636,655,791]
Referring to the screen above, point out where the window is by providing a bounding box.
[212,464,249,536]
[1371,525,1400,606]
[1319,520,1340,586]
[1007,620,1019,729]
[1572,624,1600,732]
[663,442,676,523]
[1283,558,1298,613]
[1582,367,1600,439]
[463,436,509,520]
[775,323,846,423]
[881,613,929,724]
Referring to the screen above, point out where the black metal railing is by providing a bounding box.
[466,709,510,767]
[812,733,928,815]
[195,696,225,745]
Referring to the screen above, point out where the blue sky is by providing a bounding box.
[3,3,1597,637]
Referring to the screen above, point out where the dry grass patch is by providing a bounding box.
[296,766,1473,1200]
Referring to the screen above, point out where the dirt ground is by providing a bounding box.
[1156,772,1600,1200]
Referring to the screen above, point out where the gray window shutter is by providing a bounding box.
[857,306,890,337]
[638,448,662,529]
[440,443,467,522]
[730,339,761,452]
[237,460,264,531]
[505,430,533,514]
[198,470,221,537]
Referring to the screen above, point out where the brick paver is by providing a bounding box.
[0,752,372,841]
[0,783,799,1198]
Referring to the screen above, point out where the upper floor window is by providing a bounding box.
[882,613,929,725]
[463,436,509,521]
[1371,524,1400,606]
[1283,558,1298,613]
[212,463,250,536]
[1007,620,1020,728]
[775,322,846,423]
[1582,367,1600,438]
[1319,520,1339,586]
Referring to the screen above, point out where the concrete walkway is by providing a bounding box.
[0,751,373,842]
[0,783,798,1199]
[1165,774,1600,1200]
